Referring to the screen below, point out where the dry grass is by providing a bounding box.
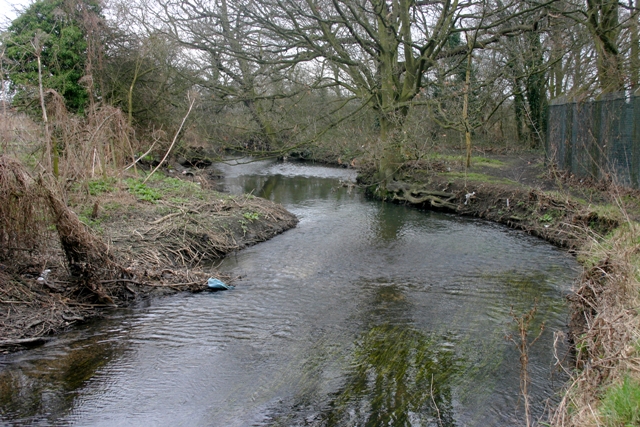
[552,218,640,426]
[1,97,155,182]
[47,100,139,181]
[0,156,49,261]
[0,110,42,156]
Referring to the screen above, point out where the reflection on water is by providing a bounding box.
[327,283,461,427]
[0,319,128,424]
[0,159,578,427]
[326,323,460,427]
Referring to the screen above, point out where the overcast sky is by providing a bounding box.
[0,0,30,27]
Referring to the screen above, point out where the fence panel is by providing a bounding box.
[547,92,640,188]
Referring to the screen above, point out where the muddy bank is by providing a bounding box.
[365,175,617,250]
[359,155,622,250]
[0,176,297,353]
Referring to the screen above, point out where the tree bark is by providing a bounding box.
[586,0,625,93]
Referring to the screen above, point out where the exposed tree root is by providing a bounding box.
[386,181,457,209]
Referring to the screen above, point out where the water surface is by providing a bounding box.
[0,160,578,426]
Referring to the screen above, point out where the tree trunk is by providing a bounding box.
[630,0,639,91]
[525,30,547,149]
[587,0,625,93]
[377,113,405,184]
[463,45,472,168]
[244,99,278,151]
[514,80,527,145]
[35,44,53,175]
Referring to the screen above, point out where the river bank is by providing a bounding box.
[0,165,298,353]
[357,151,640,427]
[2,150,637,425]
[0,157,577,426]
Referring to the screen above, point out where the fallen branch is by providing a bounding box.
[0,336,53,348]
[141,282,200,289]
[123,138,159,171]
[100,278,144,285]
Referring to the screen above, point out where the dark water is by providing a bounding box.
[0,160,578,426]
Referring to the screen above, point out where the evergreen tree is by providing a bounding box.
[4,0,100,113]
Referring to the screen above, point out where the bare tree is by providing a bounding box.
[121,0,581,178]
[245,0,547,181]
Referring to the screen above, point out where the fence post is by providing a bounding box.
[591,96,603,180]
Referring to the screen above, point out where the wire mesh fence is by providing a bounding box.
[547,91,640,188]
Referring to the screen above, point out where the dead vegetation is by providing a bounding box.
[0,154,298,353]
[0,155,129,350]
[551,221,640,427]
[0,95,298,352]
[113,196,297,267]
[0,155,47,260]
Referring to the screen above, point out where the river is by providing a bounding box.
[0,160,578,426]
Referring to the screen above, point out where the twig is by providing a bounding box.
[123,138,159,171]
[143,93,197,184]
[430,373,443,427]
[149,211,184,225]
[0,337,53,348]
[99,278,144,285]
[141,282,200,288]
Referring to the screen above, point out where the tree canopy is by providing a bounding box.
[4,0,102,113]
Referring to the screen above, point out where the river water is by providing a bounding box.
[0,160,578,426]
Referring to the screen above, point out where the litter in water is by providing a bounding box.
[207,278,234,290]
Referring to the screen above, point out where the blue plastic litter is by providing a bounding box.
[207,278,233,290]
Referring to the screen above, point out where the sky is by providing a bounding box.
[0,0,30,27]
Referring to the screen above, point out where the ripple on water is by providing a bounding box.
[0,160,578,427]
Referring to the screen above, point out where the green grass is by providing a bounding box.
[243,211,260,221]
[442,171,516,184]
[538,209,563,224]
[539,213,554,223]
[599,375,640,427]
[123,174,205,202]
[577,222,636,269]
[78,207,104,233]
[155,176,204,199]
[425,153,505,167]
[125,178,162,202]
[87,177,117,196]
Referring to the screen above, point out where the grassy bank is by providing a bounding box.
[0,158,298,353]
[357,152,640,427]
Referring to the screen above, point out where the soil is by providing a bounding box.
[358,151,635,249]
[0,172,298,353]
